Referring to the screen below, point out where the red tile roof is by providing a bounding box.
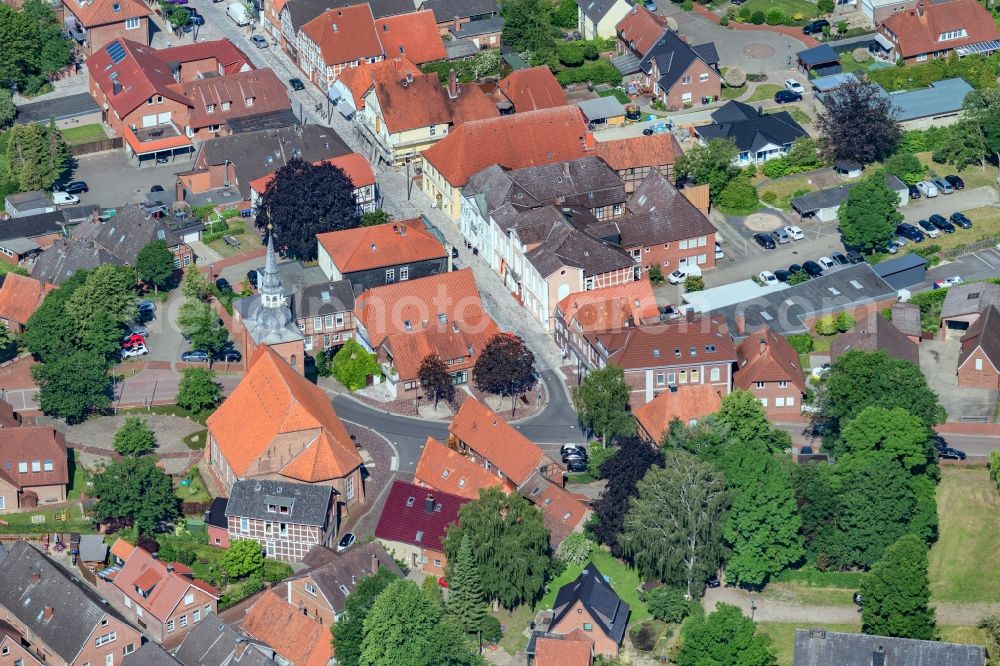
[335,56,420,109]
[449,397,545,486]
[241,591,332,666]
[0,427,68,490]
[880,0,998,58]
[555,281,659,334]
[535,634,594,666]
[301,5,383,67]
[318,218,445,274]
[111,539,134,562]
[383,314,498,383]
[496,66,568,112]
[421,106,591,188]
[249,153,376,195]
[633,384,722,443]
[370,72,498,134]
[108,543,219,622]
[374,479,467,551]
[734,327,807,394]
[588,317,736,370]
[593,133,681,171]
[616,5,667,56]
[0,273,53,326]
[519,471,590,546]
[375,10,447,64]
[205,347,362,480]
[177,68,291,130]
[85,39,191,118]
[414,436,503,500]
[64,0,150,29]
[155,40,253,75]
[353,268,488,350]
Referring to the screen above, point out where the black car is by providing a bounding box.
[896,222,925,242]
[802,18,830,34]
[938,447,967,460]
[566,458,588,472]
[929,213,955,233]
[150,184,164,192]
[217,349,242,363]
[788,263,804,275]
[774,269,791,283]
[706,575,721,588]
[451,246,459,259]
[846,250,864,264]
[907,183,921,199]
[753,233,776,250]
[215,277,232,292]
[562,447,588,463]
[246,269,258,289]
[932,435,948,451]
[774,90,802,104]
[59,180,89,194]
[802,260,823,277]
[945,174,965,190]
[288,78,306,91]
[950,212,973,229]
[831,252,849,265]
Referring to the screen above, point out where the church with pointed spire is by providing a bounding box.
[232,228,306,374]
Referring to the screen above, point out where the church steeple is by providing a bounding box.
[254,226,293,333]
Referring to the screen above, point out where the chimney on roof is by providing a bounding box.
[43,606,53,621]
[759,337,767,355]
[405,72,413,84]
[235,634,248,659]
[448,68,458,99]
[735,310,746,336]
[371,552,379,574]
[685,308,695,323]
[872,646,886,666]
[30,572,40,585]
[424,494,435,513]
[332,22,338,32]
[916,0,924,15]
[166,563,174,573]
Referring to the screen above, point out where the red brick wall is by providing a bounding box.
[649,60,721,108]
[622,363,732,407]
[626,231,716,278]
[957,348,1000,390]
[72,615,142,666]
[286,577,336,626]
[740,381,803,420]
[208,524,230,547]
[551,601,620,657]
[84,19,149,55]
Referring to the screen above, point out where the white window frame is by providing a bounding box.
[124,16,140,29]
[166,620,175,633]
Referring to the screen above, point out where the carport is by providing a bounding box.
[873,253,927,289]
[797,44,842,78]
[123,124,193,165]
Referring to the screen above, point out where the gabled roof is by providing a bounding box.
[0,427,68,490]
[639,30,719,93]
[495,66,568,112]
[552,564,630,646]
[797,43,839,67]
[0,273,53,326]
[421,106,590,188]
[374,479,467,550]
[369,72,498,134]
[122,641,183,666]
[958,305,1000,372]
[735,326,807,393]
[85,38,191,118]
[0,211,67,242]
[69,204,203,264]
[515,206,636,279]
[241,592,332,666]
[301,5,383,66]
[577,0,627,24]
[940,282,1000,319]
[289,542,402,615]
[534,633,594,666]
[449,397,546,486]
[382,313,499,382]
[225,479,333,527]
[106,543,219,621]
[619,171,717,246]
[420,0,498,22]
[155,40,253,74]
[334,56,420,110]
[414,436,503,500]
[179,68,291,130]
[588,317,737,370]
[517,471,590,546]
[880,0,998,58]
[792,628,985,666]
[375,10,447,64]
[556,281,659,333]
[175,618,278,666]
[698,100,808,154]
[593,133,681,171]
[64,0,150,29]
[634,384,722,442]
[205,346,362,480]
[831,315,919,366]
[616,5,667,56]
[30,238,117,285]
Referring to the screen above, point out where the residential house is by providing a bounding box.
[291,277,356,355]
[485,66,567,114]
[240,592,332,666]
[121,641,182,666]
[593,134,682,192]
[878,0,999,65]
[634,384,723,443]
[0,210,69,263]
[831,313,919,365]
[374,10,448,65]
[67,204,203,270]
[939,282,1000,337]
[862,0,918,26]
[553,280,660,356]
[0,273,53,334]
[204,497,230,549]
[957,305,1000,390]
[30,240,117,285]
[547,564,630,657]
[174,610,278,666]
[171,68,293,141]
[0,427,69,512]
[96,543,219,643]
[375,480,466,574]
[413,436,503,500]
[0,628,42,666]
[734,327,808,420]
[249,152,378,213]
[297,5,384,89]
[528,632,594,666]
[317,218,447,293]
[421,105,592,220]
[0,541,143,666]
[615,5,667,62]
[282,542,402,625]
[696,100,808,165]
[447,16,504,48]
[204,346,365,531]
[277,0,416,51]
[638,31,721,108]
[576,316,737,406]
[420,0,499,35]
[225,479,334,562]
[63,0,151,56]
[328,57,421,119]
[358,69,497,165]
[791,628,985,666]
[576,0,631,39]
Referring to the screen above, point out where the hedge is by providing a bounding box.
[554,59,622,86]
[787,334,814,354]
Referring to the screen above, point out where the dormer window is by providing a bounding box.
[222,101,231,111]
[246,96,254,107]
[939,28,967,41]
[207,104,215,113]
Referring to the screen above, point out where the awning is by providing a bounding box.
[326,85,341,102]
[123,127,192,156]
[956,40,1000,56]
[611,53,641,75]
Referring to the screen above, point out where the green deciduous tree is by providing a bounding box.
[934,120,987,170]
[837,174,902,254]
[676,603,777,666]
[621,450,729,597]
[964,87,1000,174]
[92,456,179,535]
[572,365,635,443]
[0,1,72,96]
[136,240,176,291]
[817,78,901,164]
[675,138,740,204]
[181,265,210,300]
[472,333,536,415]
[591,437,662,554]
[222,539,265,579]
[882,152,925,184]
[360,209,391,227]
[860,534,936,639]
[555,532,592,565]
[332,338,382,391]
[176,367,222,414]
[446,534,487,634]
[65,264,139,331]
[645,586,691,623]
[838,406,932,473]
[791,463,839,566]
[418,354,454,408]
[31,350,111,423]
[501,0,556,58]
[442,488,550,609]
[0,90,15,130]
[332,568,400,666]
[714,389,788,454]
[113,416,156,456]
[177,300,230,362]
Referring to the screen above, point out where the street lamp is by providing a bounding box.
[750,595,758,621]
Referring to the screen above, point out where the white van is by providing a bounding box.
[227,3,250,25]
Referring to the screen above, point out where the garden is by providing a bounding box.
[60,124,109,147]
[729,0,821,26]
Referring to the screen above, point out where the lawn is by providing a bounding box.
[540,549,649,622]
[0,503,92,534]
[759,582,856,606]
[757,175,816,211]
[747,84,783,104]
[61,123,109,146]
[722,84,747,100]
[490,604,536,655]
[767,105,811,125]
[598,89,630,105]
[207,226,262,258]
[811,335,832,353]
[175,466,212,510]
[67,450,89,500]
[738,0,819,21]
[916,152,998,191]
[928,467,1000,604]
[757,623,860,666]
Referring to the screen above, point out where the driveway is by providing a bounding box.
[71,150,194,208]
[919,339,998,422]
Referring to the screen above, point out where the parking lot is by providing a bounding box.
[70,150,194,209]
[900,186,999,225]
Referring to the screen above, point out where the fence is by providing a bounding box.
[69,138,123,156]
[939,235,1000,262]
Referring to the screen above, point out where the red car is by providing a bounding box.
[121,333,145,348]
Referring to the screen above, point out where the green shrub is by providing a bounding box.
[912,243,941,266]
[681,0,692,9]
[750,10,765,24]
[331,338,382,391]
[909,288,948,332]
[815,316,838,336]
[761,190,778,205]
[738,5,751,19]
[481,615,503,643]
[646,586,691,623]
[581,42,599,60]
[716,171,759,214]
[648,264,665,285]
[554,60,623,86]
[765,8,784,24]
[558,42,584,66]
[835,312,855,332]
[720,15,729,25]
[587,440,617,478]
[787,334,814,354]
[762,158,792,179]
[990,449,1000,493]
[556,532,593,564]
[685,275,705,292]
[817,0,834,12]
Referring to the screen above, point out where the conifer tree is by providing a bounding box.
[447,534,487,634]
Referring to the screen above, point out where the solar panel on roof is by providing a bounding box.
[106,41,127,64]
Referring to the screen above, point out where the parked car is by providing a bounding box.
[771,227,791,244]
[288,78,305,91]
[215,277,232,292]
[788,263,804,275]
[846,250,864,264]
[715,242,724,260]
[217,349,242,363]
[566,458,588,472]
[121,344,148,359]
[818,256,835,270]
[774,90,802,104]
[894,235,909,247]
[250,35,269,48]
[907,183,921,199]
[52,191,80,206]
[916,180,938,197]
[667,265,701,284]
[784,78,805,94]
[950,212,973,229]
[944,174,965,190]
[896,222,925,243]
[933,276,963,289]
[562,443,586,457]
[643,0,657,9]
[759,270,778,285]
[150,184,164,193]
[246,269,258,289]
[706,576,721,588]
[774,269,791,282]
[802,18,829,34]
[784,225,804,240]
[938,447,967,460]
[884,241,900,254]
[181,350,210,363]
[337,532,357,552]
[917,218,941,238]
[933,177,954,195]
[802,260,823,277]
[59,180,88,194]
[831,252,849,265]
[121,333,146,348]
[187,12,204,25]
[753,233,776,250]
[932,435,949,451]
[127,323,149,337]
[928,213,955,233]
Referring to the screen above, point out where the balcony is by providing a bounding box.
[123,121,193,158]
